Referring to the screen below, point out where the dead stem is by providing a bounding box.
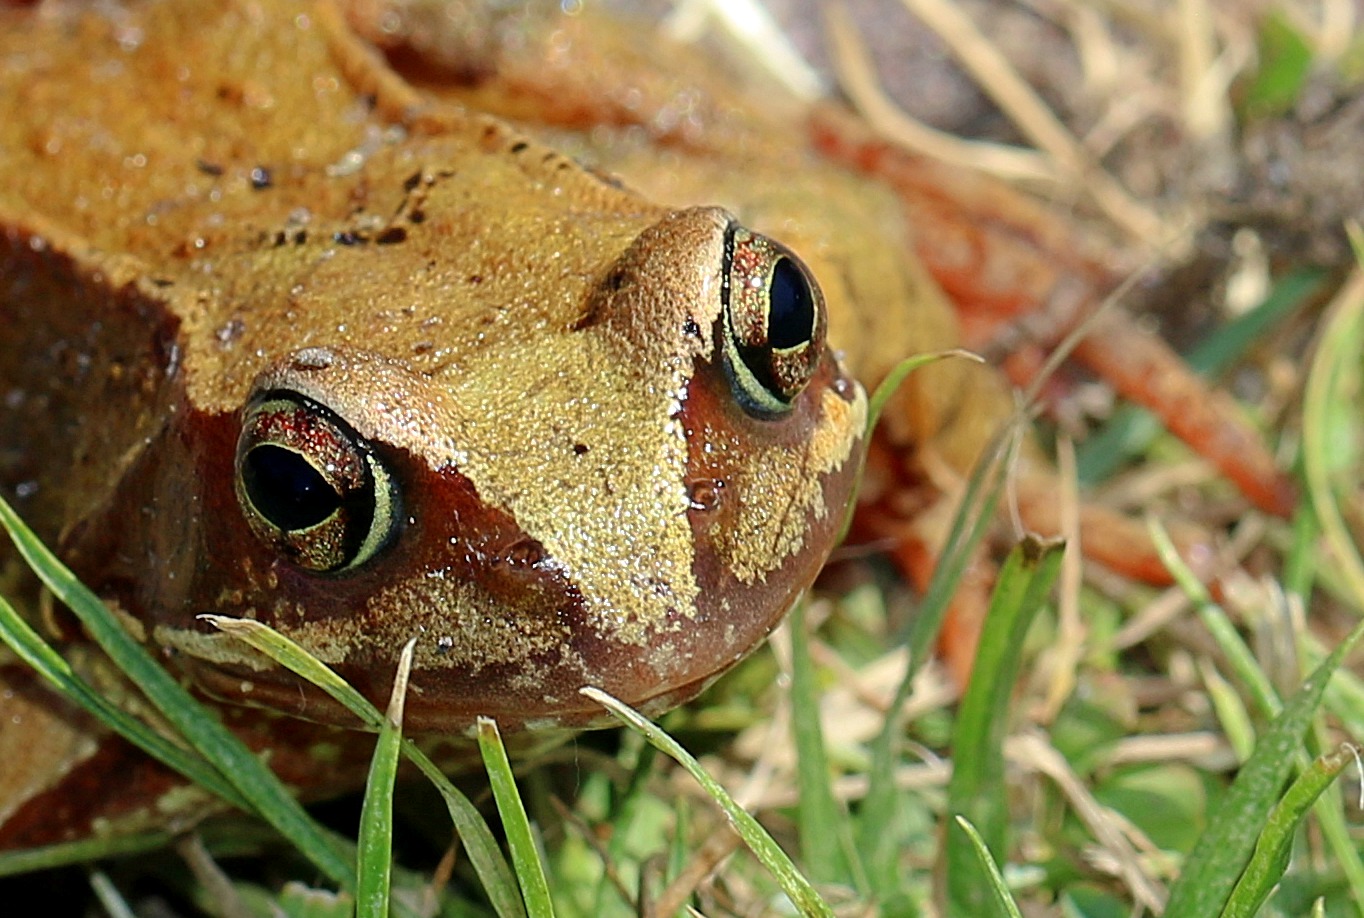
[890,0,1173,246]
[824,3,1055,183]
[1008,731,1169,912]
[1036,437,1087,723]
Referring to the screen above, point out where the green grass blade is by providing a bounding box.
[0,591,248,811]
[0,496,353,888]
[860,418,1013,892]
[1147,517,1281,719]
[582,686,835,918]
[1164,618,1364,917]
[1153,516,1364,916]
[1220,744,1357,918]
[207,616,527,918]
[0,832,173,878]
[206,616,365,709]
[946,536,1064,918]
[1310,776,1364,918]
[1181,268,1325,372]
[906,425,1014,678]
[1302,265,1364,610]
[837,349,982,544]
[590,737,661,916]
[478,717,555,918]
[788,602,858,888]
[953,816,1023,918]
[668,793,689,892]
[1201,663,1256,762]
[356,640,414,918]
[1241,12,1314,120]
[866,351,983,436]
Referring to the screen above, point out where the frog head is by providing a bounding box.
[87,147,865,733]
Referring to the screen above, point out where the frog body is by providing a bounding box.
[0,0,884,847]
[0,0,1286,852]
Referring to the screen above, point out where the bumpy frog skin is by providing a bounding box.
[0,0,870,736]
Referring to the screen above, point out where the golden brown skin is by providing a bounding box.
[0,0,887,846]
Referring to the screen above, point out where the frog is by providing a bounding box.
[0,0,876,849]
[0,0,1291,851]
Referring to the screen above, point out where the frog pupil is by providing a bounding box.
[767,256,815,350]
[243,444,341,531]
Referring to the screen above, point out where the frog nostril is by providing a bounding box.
[603,265,628,292]
[686,478,725,512]
[501,537,544,568]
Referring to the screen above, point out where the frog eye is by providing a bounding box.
[235,392,400,572]
[721,225,827,417]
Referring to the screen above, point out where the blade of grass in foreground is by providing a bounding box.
[1147,517,1280,719]
[0,832,173,878]
[1302,259,1364,611]
[1219,744,1359,918]
[478,717,554,918]
[1297,252,1364,914]
[836,349,982,544]
[946,536,1064,918]
[0,496,353,888]
[207,616,527,918]
[355,640,414,918]
[788,601,861,889]
[0,591,248,811]
[583,686,835,918]
[1153,513,1364,917]
[953,817,1023,918]
[860,415,1014,893]
[1163,617,1364,917]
